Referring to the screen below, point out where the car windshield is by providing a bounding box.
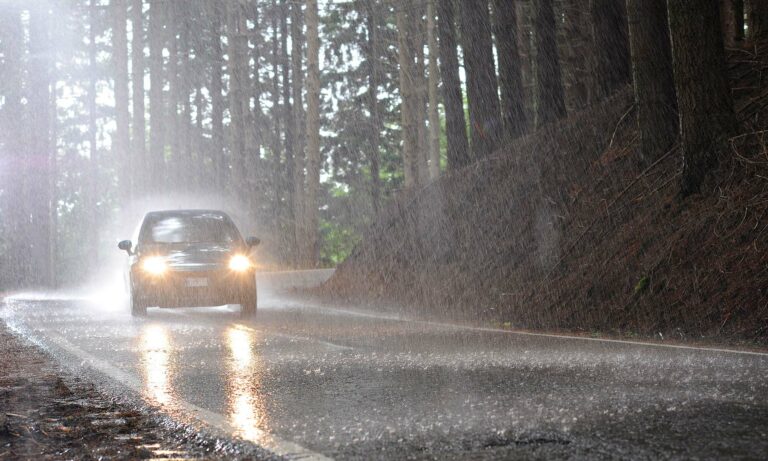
[140,213,241,245]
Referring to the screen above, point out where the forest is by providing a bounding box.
[1,0,767,341]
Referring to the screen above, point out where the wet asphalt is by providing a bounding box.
[1,291,767,460]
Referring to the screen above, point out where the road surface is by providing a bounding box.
[2,282,767,460]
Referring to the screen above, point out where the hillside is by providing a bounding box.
[319,41,768,345]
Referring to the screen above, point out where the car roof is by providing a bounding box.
[143,209,232,220]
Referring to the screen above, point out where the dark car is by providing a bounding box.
[117,209,260,317]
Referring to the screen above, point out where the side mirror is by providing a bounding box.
[246,237,261,247]
[118,240,133,254]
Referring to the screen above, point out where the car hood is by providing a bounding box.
[140,243,240,269]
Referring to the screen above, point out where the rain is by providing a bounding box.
[1,0,768,459]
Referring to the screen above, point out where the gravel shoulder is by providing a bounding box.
[0,320,215,460]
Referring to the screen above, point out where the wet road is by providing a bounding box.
[2,291,768,460]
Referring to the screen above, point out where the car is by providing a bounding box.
[117,209,260,318]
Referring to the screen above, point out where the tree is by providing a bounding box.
[492,0,528,138]
[460,0,501,158]
[436,0,470,169]
[291,0,306,265]
[627,0,678,164]
[148,0,166,192]
[27,3,54,286]
[397,7,419,189]
[720,0,745,46]
[747,0,768,41]
[227,0,249,195]
[532,0,566,127]
[427,0,441,179]
[113,0,130,200]
[365,0,382,213]
[591,0,631,98]
[667,0,737,195]
[305,0,321,266]
[130,0,146,195]
[210,0,227,189]
[0,4,27,286]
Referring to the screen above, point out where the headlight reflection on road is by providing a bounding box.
[140,324,174,406]
[226,324,267,442]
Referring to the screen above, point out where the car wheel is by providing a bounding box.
[240,294,257,318]
[130,289,147,317]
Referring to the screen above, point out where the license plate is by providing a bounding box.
[185,277,208,288]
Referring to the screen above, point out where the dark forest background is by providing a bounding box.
[0,0,764,291]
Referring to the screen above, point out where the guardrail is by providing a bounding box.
[256,268,335,294]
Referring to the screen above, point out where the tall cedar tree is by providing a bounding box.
[427,0,441,179]
[28,4,54,286]
[291,0,307,266]
[227,0,249,196]
[210,0,226,189]
[305,0,321,266]
[436,0,470,169]
[365,0,382,213]
[493,0,528,138]
[148,0,165,191]
[460,0,502,159]
[397,8,420,189]
[532,0,566,127]
[113,0,130,200]
[748,0,768,40]
[0,6,27,285]
[627,0,678,164]
[131,0,146,194]
[86,0,99,268]
[720,0,744,46]
[667,0,737,195]
[591,0,631,98]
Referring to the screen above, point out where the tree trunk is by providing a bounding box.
[168,5,181,188]
[532,0,566,127]
[410,6,430,184]
[281,0,297,265]
[667,0,737,195]
[747,0,768,41]
[114,0,131,201]
[210,0,226,189]
[397,8,419,189]
[591,0,631,98]
[492,0,528,138]
[720,0,743,46]
[365,1,382,214]
[28,4,53,287]
[179,9,193,187]
[227,0,249,196]
[305,0,321,267]
[627,0,678,164]
[436,0,470,170]
[148,0,165,192]
[130,0,146,196]
[291,0,306,266]
[87,0,99,268]
[247,1,264,199]
[427,0,441,179]
[460,0,502,158]
[0,5,28,286]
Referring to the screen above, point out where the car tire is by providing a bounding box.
[240,294,257,318]
[130,289,147,317]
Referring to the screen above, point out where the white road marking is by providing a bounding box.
[22,327,334,461]
[299,302,768,358]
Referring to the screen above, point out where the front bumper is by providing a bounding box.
[132,267,256,308]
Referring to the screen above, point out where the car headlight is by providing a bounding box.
[141,256,167,275]
[229,254,252,272]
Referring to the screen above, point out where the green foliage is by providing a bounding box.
[319,218,360,266]
[634,275,650,295]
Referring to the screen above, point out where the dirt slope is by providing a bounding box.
[321,41,768,344]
